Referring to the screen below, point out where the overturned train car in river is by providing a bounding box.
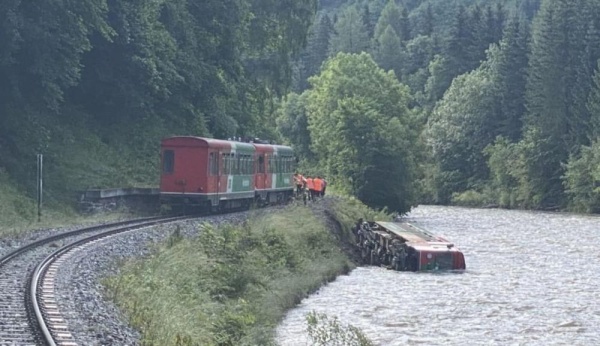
[355,221,466,271]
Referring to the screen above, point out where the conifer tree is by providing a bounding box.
[523,0,592,206]
[297,14,334,89]
[329,6,370,55]
[494,15,530,141]
[587,60,600,139]
[374,0,403,40]
[375,25,402,77]
[361,4,374,39]
[399,6,411,42]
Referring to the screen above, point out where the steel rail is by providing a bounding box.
[0,216,165,267]
[0,216,172,345]
[29,216,187,346]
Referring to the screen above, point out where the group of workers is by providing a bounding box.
[293,173,327,201]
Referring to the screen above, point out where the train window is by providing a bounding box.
[223,153,230,175]
[229,153,238,174]
[242,154,250,174]
[163,150,174,174]
[209,152,218,176]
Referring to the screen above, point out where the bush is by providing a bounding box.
[104,205,355,346]
[306,311,373,346]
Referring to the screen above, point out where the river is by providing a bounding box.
[276,205,600,345]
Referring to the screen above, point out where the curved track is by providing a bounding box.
[0,216,184,345]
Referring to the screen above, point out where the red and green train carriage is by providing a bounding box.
[159,136,295,212]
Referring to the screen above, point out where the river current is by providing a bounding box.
[276,205,600,345]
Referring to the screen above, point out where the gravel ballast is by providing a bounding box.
[53,211,254,346]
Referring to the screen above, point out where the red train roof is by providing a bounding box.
[162,136,293,153]
[161,136,254,150]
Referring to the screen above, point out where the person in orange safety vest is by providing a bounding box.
[313,176,323,199]
[306,176,315,200]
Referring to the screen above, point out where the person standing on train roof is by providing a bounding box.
[313,176,323,199]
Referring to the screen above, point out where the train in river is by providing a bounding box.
[159,136,295,212]
[356,220,466,271]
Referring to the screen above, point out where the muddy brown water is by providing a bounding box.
[276,205,600,345]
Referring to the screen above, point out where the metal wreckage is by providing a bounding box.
[354,220,466,272]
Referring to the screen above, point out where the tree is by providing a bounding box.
[492,15,530,141]
[523,0,597,207]
[361,4,374,38]
[374,26,402,77]
[588,60,600,138]
[563,140,600,213]
[426,66,497,202]
[306,52,420,213]
[328,6,370,55]
[374,0,408,42]
[276,92,314,162]
[297,14,334,90]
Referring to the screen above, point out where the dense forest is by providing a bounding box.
[0,0,317,211]
[2,0,600,218]
[278,0,600,214]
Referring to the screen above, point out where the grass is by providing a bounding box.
[104,199,383,346]
[0,170,140,237]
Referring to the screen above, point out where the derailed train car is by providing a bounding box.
[356,220,466,271]
[159,136,294,212]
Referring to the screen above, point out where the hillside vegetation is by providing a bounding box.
[281,0,600,213]
[3,0,600,229]
[0,0,317,225]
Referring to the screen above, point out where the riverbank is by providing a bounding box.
[103,197,388,345]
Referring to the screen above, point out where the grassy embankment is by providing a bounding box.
[0,113,168,237]
[0,171,126,237]
[104,197,388,346]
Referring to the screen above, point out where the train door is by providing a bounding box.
[256,153,266,189]
[207,151,220,204]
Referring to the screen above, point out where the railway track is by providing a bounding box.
[0,216,185,345]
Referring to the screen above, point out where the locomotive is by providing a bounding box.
[159,136,295,212]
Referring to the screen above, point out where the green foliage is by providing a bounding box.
[563,140,600,213]
[276,92,315,162]
[0,0,318,216]
[426,66,497,202]
[374,25,402,77]
[104,205,356,346]
[0,170,36,234]
[294,14,334,91]
[451,189,492,207]
[588,60,600,139]
[328,6,370,55]
[373,0,406,41]
[306,311,374,346]
[306,52,420,213]
[522,0,600,208]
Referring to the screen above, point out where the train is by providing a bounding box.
[356,220,466,271]
[159,136,295,212]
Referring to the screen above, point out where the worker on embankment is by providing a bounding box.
[293,173,305,198]
[313,176,323,199]
[306,176,315,201]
